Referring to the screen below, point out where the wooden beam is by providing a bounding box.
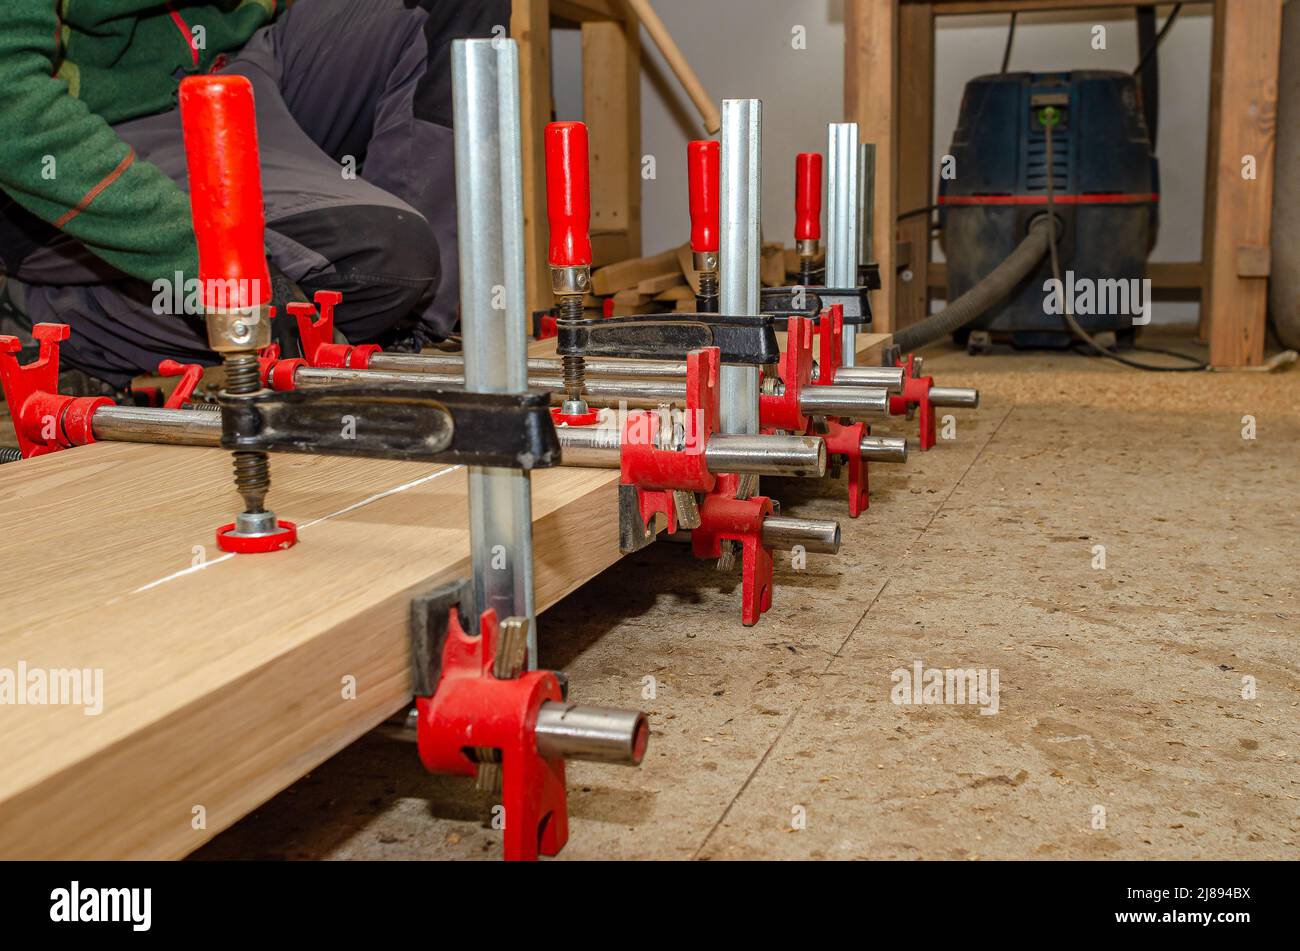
[896,1,934,331]
[551,0,621,21]
[0,436,624,858]
[1202,0,1283,367]
[512,0,554,318]
[582,9,642,258]
[591,246,683,295]
[845,0,898,332]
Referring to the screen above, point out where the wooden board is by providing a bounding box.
[0,328,891,859]
[0,445,622,859]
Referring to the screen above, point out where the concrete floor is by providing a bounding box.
[176,343,1296,859]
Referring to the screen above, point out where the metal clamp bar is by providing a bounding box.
[827,123,860,367]
[453,38,538,652]
[719,99,763,436]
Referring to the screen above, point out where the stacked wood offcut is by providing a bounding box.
[589,242,798,315]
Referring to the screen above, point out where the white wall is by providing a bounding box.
[551,1,1210,322]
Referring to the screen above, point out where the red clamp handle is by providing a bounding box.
[179,75,271,311]
[544,121,592,269]
[416,606,568,861]
[286,290,379,369]
[158,360,205,409]
[890,353,936,451]
[687,140,720,254]
[0,324,111,458]
[759,315,815,433]
[795,152,823,243]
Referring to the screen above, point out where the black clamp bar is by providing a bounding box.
[220,385,562,469]
[555,313,781,365]
[765,285,874,331]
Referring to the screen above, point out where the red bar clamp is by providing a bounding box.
[0,324,112,458]
[619,347,718,538]
[785,305,870,517]
[413,587,567,862]
[285,290,380,369]
[620,347,776,626]
[890,353,936,451]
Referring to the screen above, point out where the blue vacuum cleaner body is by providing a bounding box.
[939,70,1159,347]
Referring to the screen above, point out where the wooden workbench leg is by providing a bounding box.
[845,0,898,333]
[582,9,642,267]
[512,0,554,319]
[896,1,934,331]
[1202,0,1283,367]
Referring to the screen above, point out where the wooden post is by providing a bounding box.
[1202,0,1283,367]
[582,9,643,266]
[845,0,898,333]
[511,0,554,318]
[896,1,934,329]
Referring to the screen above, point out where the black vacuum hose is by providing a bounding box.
[890,217,1054,353]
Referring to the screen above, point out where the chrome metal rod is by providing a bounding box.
[834,365,904,392]
[928,386,980,408]
[534,702,648,765]
[372,352,690,380]
[859,435,908,464]
[372,352,904,393]
[760,515,841,554]
[91,405,222,446]
[557,427,826,478]
[827,123,860,366]
[700,432,826,478]
[296,367,887,421]
[453,37,536,658]
[719,99,762,436]
[798,385,889,417]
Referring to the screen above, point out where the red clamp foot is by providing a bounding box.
[287,290,380,369]
[550,406,601,427]
[413,585,568,861]
[691,474,775,626]
[215,520,298,554]
[890,353,936,451]
[0,324,112,458]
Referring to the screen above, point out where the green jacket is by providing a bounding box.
[1,1,281,285]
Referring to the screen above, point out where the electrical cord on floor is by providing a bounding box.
[1042,114,1207,372]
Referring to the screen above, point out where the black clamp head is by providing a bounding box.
[220,385,562,469]
[555,313,781,366]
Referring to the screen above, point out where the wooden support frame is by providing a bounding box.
[848,0,1280,367]
[1201,0,1283,367]
[512,0,643,318]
